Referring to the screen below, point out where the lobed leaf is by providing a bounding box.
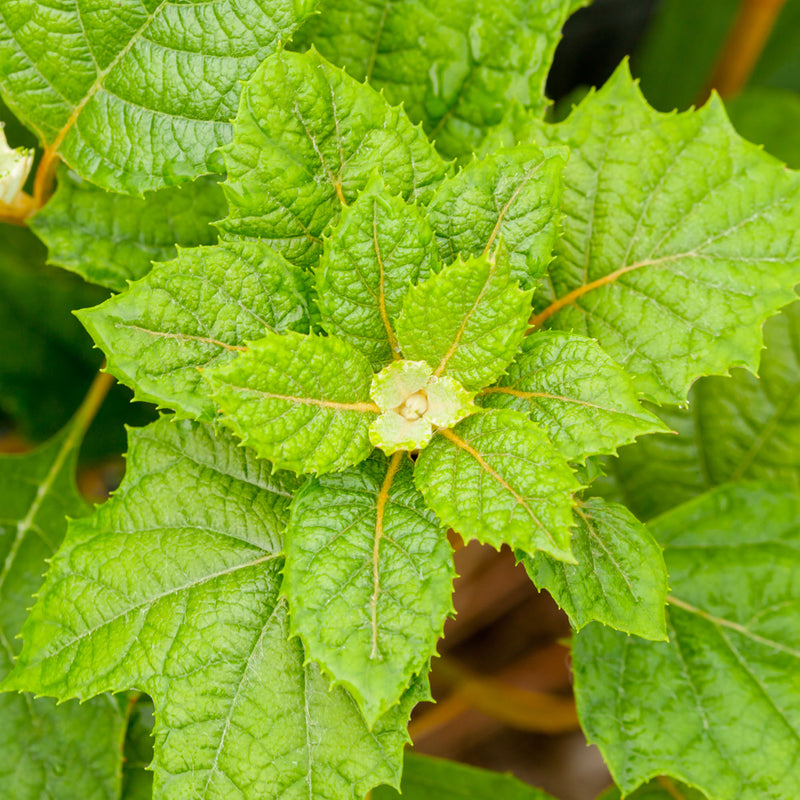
[4,418,422,800]
[316,175,439,369]
[481,331,667,462]
[32,170,226,291]
[396,252,532,390]
[0,418,127,800]
[219,48,449,269]
[414,409,578,561]
[208,331,378,474]
[295,0,588,158]
[526,64,800,404]
[523,498,668,640]
[427,145,566,288]
[574,483,800,800]
[0,0,317,193]
[283,453,454,725]
[78,241,310,421]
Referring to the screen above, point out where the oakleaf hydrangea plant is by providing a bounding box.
[2,2,800,800]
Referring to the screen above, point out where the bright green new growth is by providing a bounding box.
[4,418,423,800]
[481,331,667,462]
[426,145,566,289]
[283,455,454,725]
[369,361,477,454]
[397,251,533,390]
[415,409,579,561]
[574,483,800,800]
[0,415,127,800]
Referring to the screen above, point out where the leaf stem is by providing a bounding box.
[697,0,788,104]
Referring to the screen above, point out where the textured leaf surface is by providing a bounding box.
[316,176,438,368]
[415,409,578,560]
[0,420,127,800]
[79,241,311,421]
[613,300,800,520]
[574,483,800,800]
[524,498,668,639]
[481,331,666,462]
[32,170,226,290]
[283,454,454,724]
[0,0,317,192]
[295,0,586,158]
[208,332,378,473]
[5,418,421,800]
[397,253,532,390]
[527,65,800,404]
[427,145,565,288]
[374,753,558,799]
[219,48,448,268]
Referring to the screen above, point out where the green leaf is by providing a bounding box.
[397,252,532,390]
[612,300,800,520]
[31,170,226,291]
[414,409,578,561]
[0,0,317,193]
[0,414,128,799]
[4,417,423,800]
[481,331,667,463]
[208,331,378,474]
[78,241,311,421]
[526,64,800,404]
[727,87,800,170]
[574,482,800,800]
[426,145,566,288]
[316,175,439,369]
[374,752,558,799]
[523,498,668,640]
[283,453,454,725]
[597,778,707,800]
[219,48,449,268]
[295,0,587,159]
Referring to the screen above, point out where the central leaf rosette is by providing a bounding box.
[369,361,477,454]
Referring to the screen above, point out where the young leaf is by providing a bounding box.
[374,752,559,799]
[0,408,127,799]
[574,483,800,800]
[78,241,310,421]
[0,0,317,193]
[427,145,566,288]
[481,331,667,462]
[294,0,587,158]
[31,171,226,291]
[208,331,379,473]
[396,252,532,390]
[414,409,579,561]
[219,48,449,268]
[316,175,439,369]
[4,418,422,800]
[523,498,668,640]
[526,64,800,404]
[283,453,454,725]
[613,300,800,520]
